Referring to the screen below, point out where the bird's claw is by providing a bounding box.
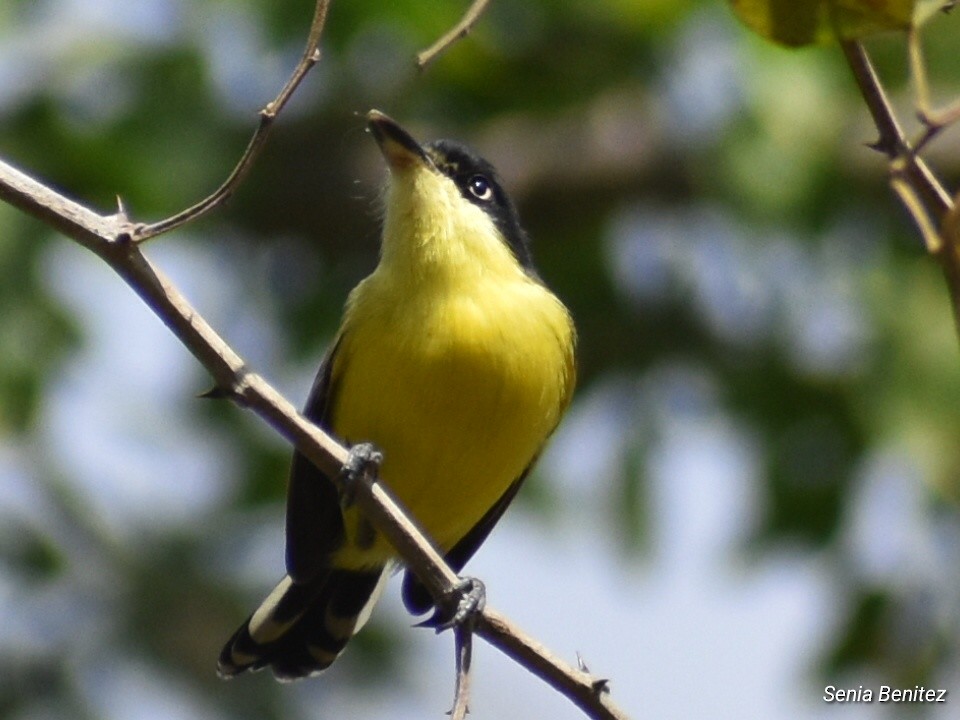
[416,577,486,632]
[338,442,383,506]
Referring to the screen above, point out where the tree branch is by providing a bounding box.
[0,152,629,719]
[841,41,953,218]
[840,40,952,217]
[131,0,332,242]
[842,39,960,344]
[476,610,626,720]
[0,13,631,720]
[415,0,492,69]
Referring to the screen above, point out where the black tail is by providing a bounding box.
[218,567,387,682]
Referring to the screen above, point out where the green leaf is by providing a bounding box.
[726,0,944,47]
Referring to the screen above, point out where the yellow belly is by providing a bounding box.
[327,271,574,568]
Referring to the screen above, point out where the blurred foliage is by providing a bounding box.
[726,0,950,46]
[1,0,960,719]
[0,203,80,431]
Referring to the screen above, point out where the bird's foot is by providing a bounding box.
[417,577,486,632]
[338,442,383,507]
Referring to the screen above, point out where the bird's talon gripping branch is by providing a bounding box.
[443,576,486,631]
[421,577,486,632]
[339,441,383,506]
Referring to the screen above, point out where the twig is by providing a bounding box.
[840,40,952,216]
[890,166,943,253]
[0,2,632,713]
[0,156,347,476]
[131,0,332,242]
[0,151,632,720]
[416,0,491,70]
[843,39,960,345]
[909,28,933,125]
[907,28,960,155]
[476,610,625,720]
[449,626,473,720]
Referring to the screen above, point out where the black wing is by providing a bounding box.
[285,336,347,584]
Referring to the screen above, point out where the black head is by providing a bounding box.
[425,139,535,273]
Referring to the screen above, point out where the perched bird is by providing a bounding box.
[218,110,576,681]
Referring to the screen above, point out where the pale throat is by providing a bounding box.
[378,169,522,285]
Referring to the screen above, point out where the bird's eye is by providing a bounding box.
[468,175,493,202]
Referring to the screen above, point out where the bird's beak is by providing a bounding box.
[367,110,433,172]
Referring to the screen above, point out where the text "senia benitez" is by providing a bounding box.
[823,686,948,703]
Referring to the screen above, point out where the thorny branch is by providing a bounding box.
[840,41,951,218]
[0,3,630,720]
[841,39,960,337]
[0,155,629,720]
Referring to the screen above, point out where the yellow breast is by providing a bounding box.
[328,267,575,567]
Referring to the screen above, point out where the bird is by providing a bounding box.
[218,110,577,681]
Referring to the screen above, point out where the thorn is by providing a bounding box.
[865,138,891,155]
[197,385,231,400]
[576,651,590,673]
[576,652,608,694]
[591,677,610,694]
[109,195,138,244]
